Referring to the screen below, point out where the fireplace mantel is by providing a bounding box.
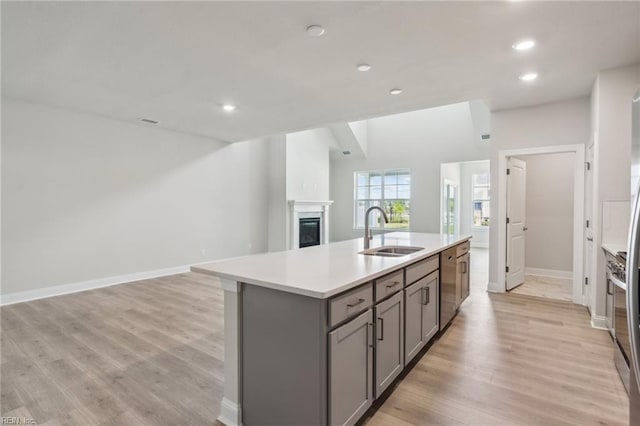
[288,200,333,250]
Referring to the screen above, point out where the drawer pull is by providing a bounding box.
[347,298,366,308]
[386,281,401,289]
[378,317,384,341]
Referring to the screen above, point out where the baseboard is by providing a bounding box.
[218,398,243,426]
[591,315,609,330]
[0,264,191,306]
[487,282,504,293]
[470,242,489,249]
[525,267,573,279]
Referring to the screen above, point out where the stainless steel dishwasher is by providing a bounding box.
[440,246,457,328]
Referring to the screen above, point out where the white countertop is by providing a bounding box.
[602,243,627,257]
[192,232,471,299]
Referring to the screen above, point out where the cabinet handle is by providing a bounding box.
[608,279,614,296]
[368,322,374,348]
[386,281,400,289]
[462,261,467,274]
[426,286,430,305]
[378,317,384,341]
[423,286,430,305]
[347,298,365,308]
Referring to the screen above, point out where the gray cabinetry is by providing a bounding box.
[404,271,439,364]
[374,291,404,398]
[329,309,374,426]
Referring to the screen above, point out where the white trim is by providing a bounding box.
[220,282,243,426]
[524,268,573,279]
[496,144,586,305]
[487,282,502,293]
[218,397,243,426]
[0,264,190,306]
[590,315,609,330]
[471,242,489,249]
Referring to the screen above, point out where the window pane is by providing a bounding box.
[398,173,411,185]
[473,187,489,200]
[397,185,410,199]
[473,174,489,186]
[357,172,369,186]
[385,172,398,185]
[357,187,369,200]
[384,185,397,199]
[369,173,382,186]
[370,185,382,199]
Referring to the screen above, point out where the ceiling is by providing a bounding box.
[3,1,639,142]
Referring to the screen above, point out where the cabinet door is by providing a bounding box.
[374,291,404,398]
[329,309,373,426]
[404,278,427,364]
[423,274,439,343]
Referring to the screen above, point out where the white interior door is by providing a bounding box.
[584,142,594,308]
[506,157,527,290]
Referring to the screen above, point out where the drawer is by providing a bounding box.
[456,240,470,257]
[329,283,373,328]
[374,269,404,302]
[405,255,439,285]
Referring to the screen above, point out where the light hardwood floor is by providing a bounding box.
[1,249,628,425]
[509,274,573,301]
[1,273,224,425]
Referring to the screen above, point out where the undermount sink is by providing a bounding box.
[359,245,425,257]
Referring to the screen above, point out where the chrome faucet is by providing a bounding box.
[364,206,389,249]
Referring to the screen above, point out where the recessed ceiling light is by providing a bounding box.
[519,72,538,82]
[390,88,403,95]
[512,39,536,51]
[306,25,325,37]
[357,63,371,72]
[222,104,236,112]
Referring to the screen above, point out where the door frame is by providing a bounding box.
[495,144,586,305]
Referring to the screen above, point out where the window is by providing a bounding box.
[472,173,490,226]
[354,169,410,229]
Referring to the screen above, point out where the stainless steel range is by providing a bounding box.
[608,250,630,393]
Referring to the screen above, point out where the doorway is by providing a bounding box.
[443,180,458,236]
[497,145,585,304]
[440,161,490,245]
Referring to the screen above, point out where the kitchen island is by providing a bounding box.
[193,232,471,426]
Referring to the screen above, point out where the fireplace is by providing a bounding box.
[288,200,333,250]
[299,217,321,248]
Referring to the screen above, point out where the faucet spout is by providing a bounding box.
[364,206,389,250]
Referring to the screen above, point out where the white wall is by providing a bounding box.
[459,160,490,247]
[267,135,287,252]
[2,98,270,297]
[331,102,490,242]
[286,128,331,201]
[489,97,591,291]
[516,153,575,274]
[590,63,639,321]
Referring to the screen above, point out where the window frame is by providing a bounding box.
[353,168,411,230]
